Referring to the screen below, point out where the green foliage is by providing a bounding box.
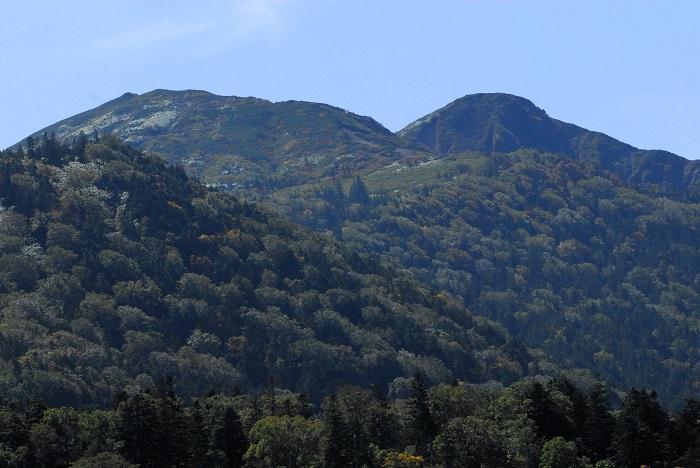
[407,373,437,455]
[539,437,591,468]
[610,388,672,467]
[0,135,526,410]
[271,147,700,409]
[433,416,508,467]
[23,90,407,200]
[321,385,394,466]
[71,452,138,468]
[0,377,692,467]
[244,415,323,467]
[11,93,700,466]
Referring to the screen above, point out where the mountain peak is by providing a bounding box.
[396,92,700,197]
[398,92,571,155]
[19,89,405,197]
[19,89,700,199]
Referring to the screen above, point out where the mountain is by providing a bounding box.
[399,93,700,198]
[20,89,410,199]
[13,90,700,409]
[0,134,528,408]
[399,93,575,155]
[22,90,700,201]
[344,148,700,409]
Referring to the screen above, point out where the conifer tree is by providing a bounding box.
[670,398,700,465]
[322,394,350,468]
[611,388,673,467]
[582,381,614,462]
[117,393,162,467]
[408,373,437,455]
[347,175,370,206]
[526,381,573,442]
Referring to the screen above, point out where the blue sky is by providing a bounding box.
[2,0,699,159]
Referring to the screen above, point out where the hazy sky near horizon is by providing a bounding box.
[2,0,699,158]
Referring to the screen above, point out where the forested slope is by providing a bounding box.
[7,94,700,465]
[18,90,410,199]
[15,91,700,410]
[271,149,700,409]
[398,93,700,199]
[21,90,700,202]
[0,134,527,408]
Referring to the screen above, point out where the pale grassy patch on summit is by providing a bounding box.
[71,112,129,137]
[140,110,178,129]
[60,108,180,143]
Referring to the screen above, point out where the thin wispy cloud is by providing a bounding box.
[92,20,216,50]
[89,1,292,56]
[231,0,288,36]
[199,0,291,51]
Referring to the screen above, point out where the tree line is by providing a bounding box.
[1,374,698,467]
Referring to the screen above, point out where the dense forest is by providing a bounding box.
[1,375,699,467]
[270,148,700,410]
[23,90,700,410]
[6,117,700,465]
[0,133,531,409]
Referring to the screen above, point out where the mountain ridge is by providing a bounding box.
[17,89,410,199]
[11,90,700,409]
[399,92,700,197]
[18,89,700,201]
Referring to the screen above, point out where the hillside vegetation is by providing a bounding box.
[22,90,410,199]
[0,134,527,408]
[273,148,700,409]
[6,91,700,465]
[16,91,700,410]
[398,93,700,198]
[24,91,700,201]
[2,375,699,467]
